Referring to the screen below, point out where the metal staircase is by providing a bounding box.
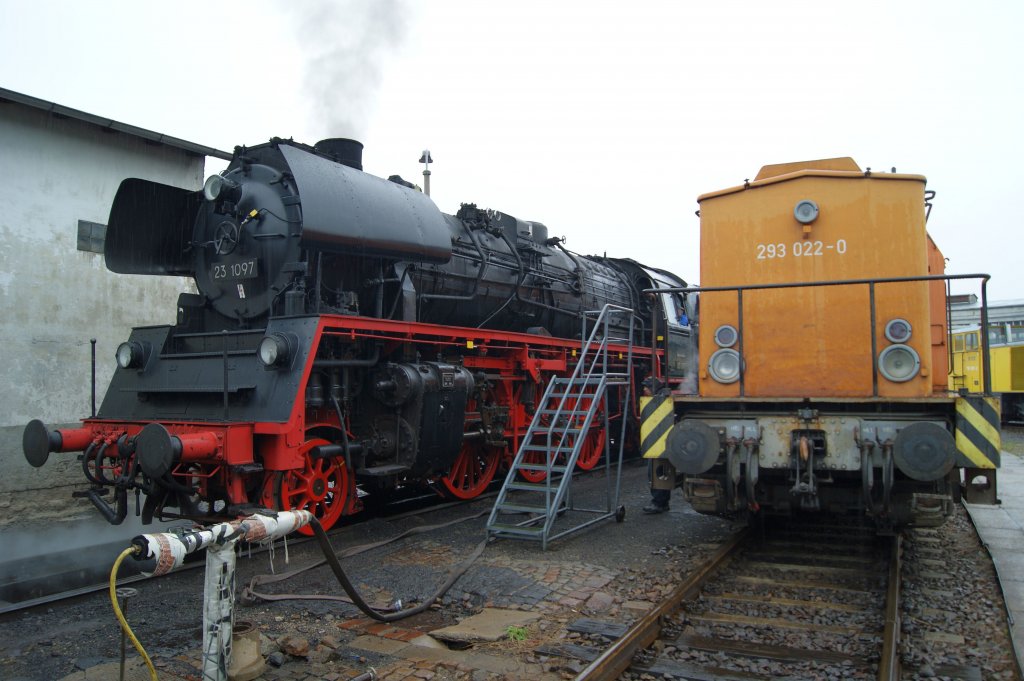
[486,304,635,549]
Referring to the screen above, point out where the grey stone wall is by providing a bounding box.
[0,103,202,507]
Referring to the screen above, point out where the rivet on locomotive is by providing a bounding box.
[643,157,1001,532]
[23,137,693,531]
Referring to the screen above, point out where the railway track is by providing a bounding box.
[576,518,903,680]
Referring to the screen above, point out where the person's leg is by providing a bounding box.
[643,460,675,513]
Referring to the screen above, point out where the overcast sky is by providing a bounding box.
[1,0,1021,300]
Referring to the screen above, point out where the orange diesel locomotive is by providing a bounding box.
[645,158,1000,530]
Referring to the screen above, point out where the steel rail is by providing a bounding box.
[879,534,903,681]
[575,527,749,681]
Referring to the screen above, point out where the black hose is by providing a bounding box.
[82,442,113,485]
[307,516,487,623]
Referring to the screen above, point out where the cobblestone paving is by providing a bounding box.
[40,462,735,681]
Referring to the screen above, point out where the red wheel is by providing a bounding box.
[574,425,606,471]
[272,437,352,535]
[440,441,500,499]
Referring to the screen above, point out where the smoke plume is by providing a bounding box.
[286,0,410,140]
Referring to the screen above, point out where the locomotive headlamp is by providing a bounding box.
[203,174,242,203]
[714,324,738,348]
[877,344,920,383]
[258,333,293,368]
[884,318,912,343]
[115,341,146,369]
[794,199,819,224]
[708,348,742,384]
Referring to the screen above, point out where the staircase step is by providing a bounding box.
[528,427,584,438]
[521,445,576,453]
[552,376,604,384]
[487,523,545,538]
[507,481,565,492]
[495,503,549,515]
[535,409,594,417]
[516,463,570,473]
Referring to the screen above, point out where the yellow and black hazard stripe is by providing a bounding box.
[640,393,674,459]
[954,395,1001,469]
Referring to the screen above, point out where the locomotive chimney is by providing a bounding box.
[314,138,364,170]
[419,149,433,196]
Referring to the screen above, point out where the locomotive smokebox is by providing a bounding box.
[314,138,364,170]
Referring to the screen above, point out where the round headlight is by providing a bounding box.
[878,344,920,383]
[203,174,241,202]
[794,199,819,224]
[885,318,912,343]
[708,348,742,384]
[258,334,289,367]
[115,341,143,369]
[203,174,226,201]
[714,324,738,348]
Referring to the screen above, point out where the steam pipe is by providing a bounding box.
[128,510,313,681]
[313,345,381,369]
[419,221,489,302]
[476,230,530,328]
[82,487,128,525]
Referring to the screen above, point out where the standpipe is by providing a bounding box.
[123,510,313,681]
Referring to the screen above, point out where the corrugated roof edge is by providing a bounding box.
[0,86,233,161]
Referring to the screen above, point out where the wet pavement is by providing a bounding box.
[965,445,1024,675]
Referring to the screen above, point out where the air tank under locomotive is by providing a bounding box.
[24,137,691,529]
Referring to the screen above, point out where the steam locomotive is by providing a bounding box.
[643,157,1001,531]
[23,137,691,530]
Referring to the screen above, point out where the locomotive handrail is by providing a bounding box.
[647,273,993,396]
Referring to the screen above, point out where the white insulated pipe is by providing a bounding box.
[130,510,313,681]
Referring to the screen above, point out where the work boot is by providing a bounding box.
[642,502,669,514]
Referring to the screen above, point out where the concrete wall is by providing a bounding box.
[0,102,202,515]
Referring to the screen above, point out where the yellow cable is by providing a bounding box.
[109,546,157,681]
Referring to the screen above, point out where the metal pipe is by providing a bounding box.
[116,587,138,681]
[649,272,991,295]
[90,338,97,417]
[981,278,993,394]
[313,346,380,369]
[420,221,489,303]
[222,330,229,420]
[946,279,954,377]
[202,541,235,681]
[870,282,878,397]
[129,511,314,680]
[737,289,745,398]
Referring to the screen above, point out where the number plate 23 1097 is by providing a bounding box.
[212,258,259,280]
